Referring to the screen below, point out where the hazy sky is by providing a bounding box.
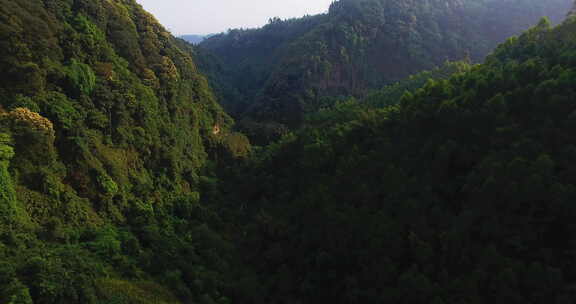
[136,0,334,36]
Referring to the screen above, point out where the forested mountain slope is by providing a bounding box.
[198,0,572,137]
[220,15,576,304]
[0,0,248,303]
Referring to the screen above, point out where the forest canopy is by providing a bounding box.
[1,0,576,303]
[197,0,572,142]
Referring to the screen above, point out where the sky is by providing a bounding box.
[136,0,334,36]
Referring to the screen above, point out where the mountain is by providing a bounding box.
[0,0,247,303]
[198,0,572,141]
[221,15,576,303]
[181,34,207,44]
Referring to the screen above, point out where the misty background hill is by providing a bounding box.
[181,34,209,44]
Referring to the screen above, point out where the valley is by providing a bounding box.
[0,0,575,303]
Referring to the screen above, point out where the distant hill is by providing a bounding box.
[198,0,573,141]
[181,34,207,44]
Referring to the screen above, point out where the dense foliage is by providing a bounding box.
[4,0,576,303]
[220,16,576,304]
[198,0,572,140]
[0,0,248,303]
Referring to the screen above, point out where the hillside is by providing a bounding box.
[198,0,572,140]
[0,0,246,303]
[220,15,576,303]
